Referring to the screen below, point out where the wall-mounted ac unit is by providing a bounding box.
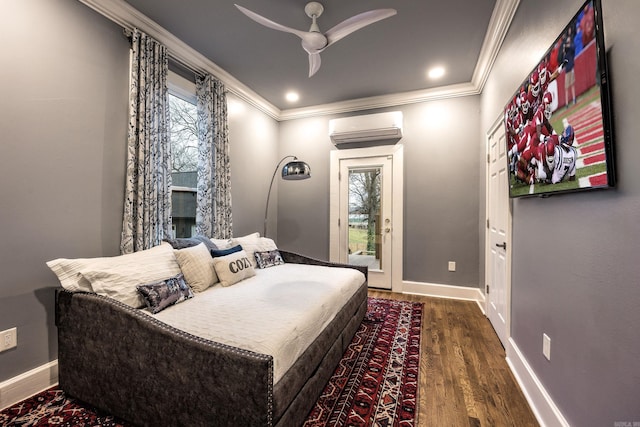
[329,111,403,145]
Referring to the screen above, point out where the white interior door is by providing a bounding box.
[486,118,511,347]
[329,144,404,292]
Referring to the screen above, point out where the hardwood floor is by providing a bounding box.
[368,290,539,427]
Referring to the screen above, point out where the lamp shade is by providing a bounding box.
[282,161,311,180]
[264,156,311,237]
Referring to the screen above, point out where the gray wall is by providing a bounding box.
[0,0,129,380]
[480,0,640,425]
[0,0,279,383]
[278,97,481,287]
[226,93,280,238]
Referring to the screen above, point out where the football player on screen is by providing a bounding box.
[534,134,559,183]
[549,125,578,184]
[534,91,556,144]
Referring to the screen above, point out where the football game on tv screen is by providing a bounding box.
[503,0,615,198]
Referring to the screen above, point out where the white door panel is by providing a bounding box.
[487,119,510,347]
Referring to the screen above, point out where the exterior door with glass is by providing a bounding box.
[338,156,393,289]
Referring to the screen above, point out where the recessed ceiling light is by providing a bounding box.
[427,67,445,79]
[285,91,300,102]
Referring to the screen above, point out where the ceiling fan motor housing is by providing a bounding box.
[304,2,324,18]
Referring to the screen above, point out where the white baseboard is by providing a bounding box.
[402,280,485,306]
[0,360,58,410]
[506,339,569,427]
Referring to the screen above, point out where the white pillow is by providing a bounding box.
[210,238,233,249]
[231,234,277,268]
[46,258,95,292]
[238,232,260,239]
[211,232,260,251]
[173,243,218,292]
[46,243,179,295]
[75,243,182,308]
[212,250,256,287]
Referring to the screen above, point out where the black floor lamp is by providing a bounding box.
[264,155,311,237]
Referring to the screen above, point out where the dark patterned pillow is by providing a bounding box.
[210,244,243,258]
[254,250,285,269]
[163,235,218,252]
[137,274,194,314]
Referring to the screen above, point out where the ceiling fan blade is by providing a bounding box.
[308,52,321,77]
[235,4,307,39]
[324,9,397,48]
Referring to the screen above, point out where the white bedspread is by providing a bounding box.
[147,263,365,383]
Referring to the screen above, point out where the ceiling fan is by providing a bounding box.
[235,2,397,77]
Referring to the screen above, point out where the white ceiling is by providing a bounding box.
[81,0,520,119]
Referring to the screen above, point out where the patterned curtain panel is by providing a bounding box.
[120,29,172,254]
[195,75,233,239]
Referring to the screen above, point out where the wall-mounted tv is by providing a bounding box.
[503,0,615,198]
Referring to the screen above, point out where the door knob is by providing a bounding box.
[385,227,391,233]
[495,242,507,250]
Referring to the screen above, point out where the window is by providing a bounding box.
[168,72,198,238]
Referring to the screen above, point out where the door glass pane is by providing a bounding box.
[348,167,382,270]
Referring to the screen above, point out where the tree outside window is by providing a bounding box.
[348,168,381,257]
[169,94,198,238]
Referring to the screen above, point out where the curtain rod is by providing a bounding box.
[79,0,280,119]
[122,27,221,89]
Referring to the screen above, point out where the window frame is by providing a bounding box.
[168,71,198,238]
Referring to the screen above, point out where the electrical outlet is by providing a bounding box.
[543,333,551,360]
[448,261,456,272]
[1,327,17,352]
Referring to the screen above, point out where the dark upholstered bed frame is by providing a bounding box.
[55,251,368,426]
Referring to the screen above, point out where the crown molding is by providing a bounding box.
[77,0,281,120]
[470,0,521,90]
[77,0,519,121]
[279,82,480,120]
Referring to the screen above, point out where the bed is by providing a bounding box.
[51,241,367,426]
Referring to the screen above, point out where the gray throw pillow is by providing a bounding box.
[137,274,194,314]
[164,235,218,252]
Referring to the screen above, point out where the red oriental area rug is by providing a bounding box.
[0,298,422,427]
[304,297,422,427]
